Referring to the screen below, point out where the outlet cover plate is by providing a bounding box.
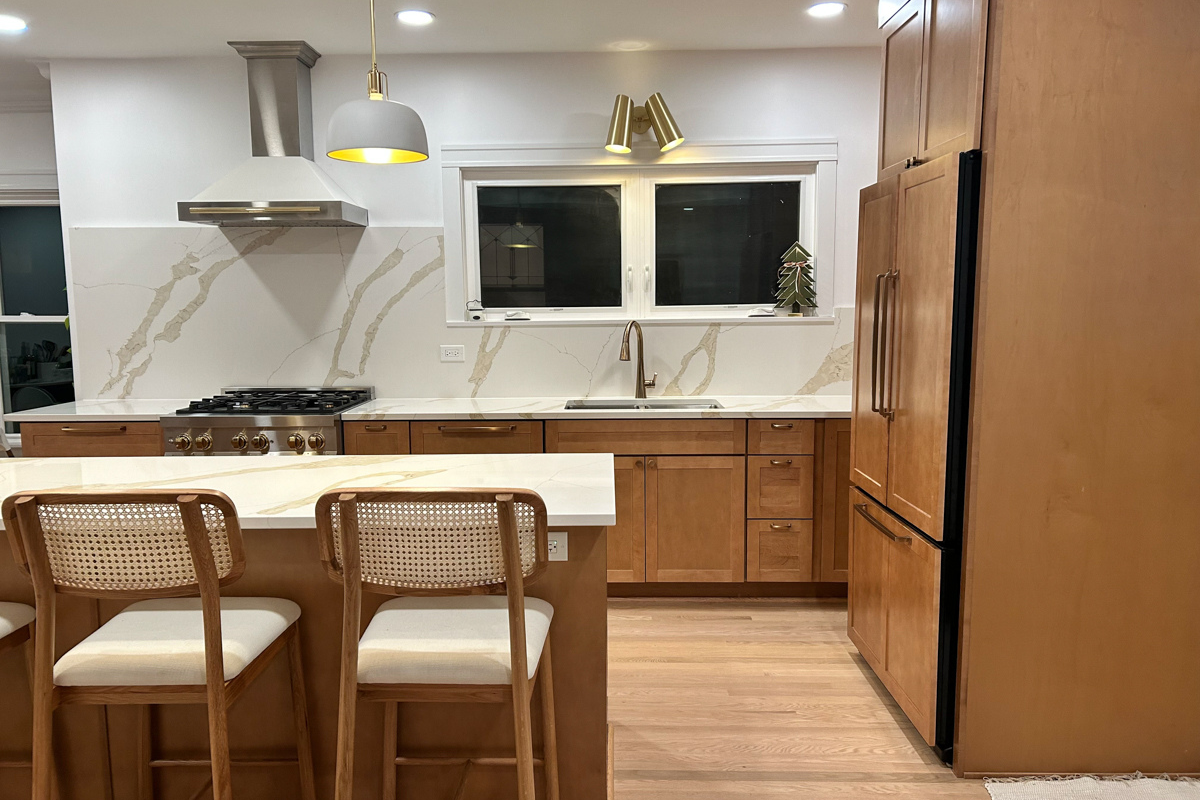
[547,531,568,561]
[440,345,466,363]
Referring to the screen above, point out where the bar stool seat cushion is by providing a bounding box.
[0,601,35,641]
[53,597,301,687]
[358,596,554,685]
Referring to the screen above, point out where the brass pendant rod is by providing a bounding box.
[369,0,378,71]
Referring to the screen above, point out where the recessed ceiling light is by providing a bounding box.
[807,2,847,18]
[0,14,28,33]
[610,40,650,52]
[396,9,435,26]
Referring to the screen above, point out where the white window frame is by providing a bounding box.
[443,141,838,325]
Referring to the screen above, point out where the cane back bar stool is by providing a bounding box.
[1,490,317,800]
[316,488,561,800]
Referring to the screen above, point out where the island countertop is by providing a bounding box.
[0,453,617,528]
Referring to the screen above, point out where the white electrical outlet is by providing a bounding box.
[547,531,568,561]
[439,345,466,362]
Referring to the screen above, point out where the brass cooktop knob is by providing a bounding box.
[194,433,213,452]
[287,433,306,453]
[307,433,326,451]
[173,434,192,451]
[231,433,249,451]
[250,433,270,452]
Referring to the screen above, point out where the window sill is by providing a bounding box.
[445,313,839,328]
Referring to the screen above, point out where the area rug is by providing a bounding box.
[986,776,1200,799]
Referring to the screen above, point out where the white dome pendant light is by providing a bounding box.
[327,0,429,164]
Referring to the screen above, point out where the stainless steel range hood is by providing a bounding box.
[179,41,368,227]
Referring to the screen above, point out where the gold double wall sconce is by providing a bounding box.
[605,92,685,154]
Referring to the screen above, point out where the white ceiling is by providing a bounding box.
[0,0,880,60]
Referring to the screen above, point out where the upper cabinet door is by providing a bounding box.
[918,0,988,163]
[879,0,926,178]
[885,153,960,540]
[850,177,899,502]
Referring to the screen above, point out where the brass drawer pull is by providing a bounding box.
[363,425,389,432]
[769,523,793,530]
[853,503,912,544]
[769,459,793,466]
[438,425,518,434]
[770,422,794,430]
[60,426,128,435]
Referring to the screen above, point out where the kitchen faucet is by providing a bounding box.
[619,321,657,399]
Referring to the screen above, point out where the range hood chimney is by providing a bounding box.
[178,41,368,227]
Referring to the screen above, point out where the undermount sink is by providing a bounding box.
[564,398,724,410]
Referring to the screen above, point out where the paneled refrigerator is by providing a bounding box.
[847,150,981,762]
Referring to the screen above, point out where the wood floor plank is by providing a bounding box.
[607,598,987,798]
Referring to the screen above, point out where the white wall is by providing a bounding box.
[0,109,56,187]
[48,48,880,400]
[51,48,880,307]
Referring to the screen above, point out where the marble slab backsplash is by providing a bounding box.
[70,227,854,400]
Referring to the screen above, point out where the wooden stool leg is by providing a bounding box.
[137,705,153,800]
[28,625,56,800]
[286,626,318,800]
[207,695,233,800]
[539,640,561,800]
[381,702,397,800]
[512,673,536,800]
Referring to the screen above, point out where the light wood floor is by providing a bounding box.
[607,598,989,799]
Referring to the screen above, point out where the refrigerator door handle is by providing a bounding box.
[854,502,912,544]
[882,270,899,420]
[871,272,886,414]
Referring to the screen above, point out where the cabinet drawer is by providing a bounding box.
[747,455,815,518]
[546,420,746,456]
[747,420,815,454]
[342,422,410,455]
[747,520,814,582]
[411,421,543,454]
[20,422,164,457]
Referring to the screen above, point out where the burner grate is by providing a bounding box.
[174,388,373,416]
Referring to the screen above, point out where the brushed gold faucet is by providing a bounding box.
[619,321,657,399]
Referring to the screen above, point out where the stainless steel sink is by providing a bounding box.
[564,398,724,410]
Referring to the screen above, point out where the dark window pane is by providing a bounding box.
[478,186,621,308]
[0,207,68,315]
[655,182,801,306]
[2,322,74,434]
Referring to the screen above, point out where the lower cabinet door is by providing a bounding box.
[848,489,890,668]
[747,520,814,582]
[646,456,746,582]
[342,422,410,455]
[884,521,941,745]
[848,487,942,747]
[607,457,647,583]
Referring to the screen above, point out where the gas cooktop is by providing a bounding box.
[174,388,374,416]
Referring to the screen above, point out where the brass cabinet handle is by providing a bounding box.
[769,523,793,530]
[882,270,899,420]
[363,425,389,432]
[61,426,128,435]
[871,271,886,414]
[853,503,912,544]
[647,459,656,469]
[634,460,643,469]
[438,425,518,434]
[770,422,794,430]
[769,458,793,466]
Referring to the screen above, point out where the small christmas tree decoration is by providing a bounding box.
[776,241,817,316]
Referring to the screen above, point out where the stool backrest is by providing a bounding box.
[2,490,244,598]
[314,488,548,595]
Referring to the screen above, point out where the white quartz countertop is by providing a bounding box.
[342,395,851,421]
[4,395,851,423]
[4,399,190,422]
[0,453,616,529]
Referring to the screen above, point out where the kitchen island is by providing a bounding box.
[0,453,615,800]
